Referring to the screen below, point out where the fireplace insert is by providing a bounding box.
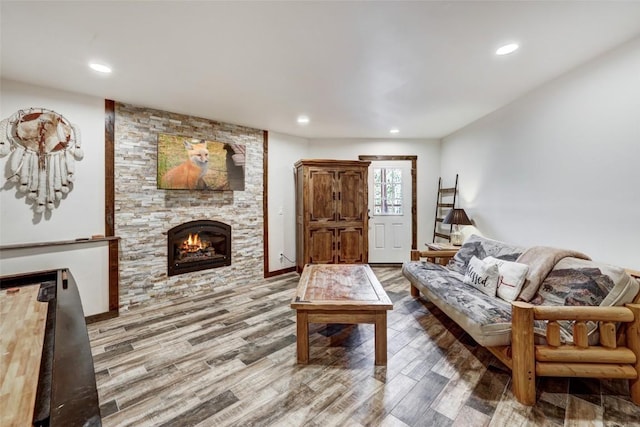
[167,220,231,276]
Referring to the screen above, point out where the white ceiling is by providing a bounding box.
[2,1,640,139]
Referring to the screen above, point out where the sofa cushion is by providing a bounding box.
[403,260,523,347]
[463,256,499,297]
[447,234,525,275]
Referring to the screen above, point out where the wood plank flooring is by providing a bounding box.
[88,267,640,426]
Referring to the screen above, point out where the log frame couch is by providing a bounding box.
[404,236,640,406]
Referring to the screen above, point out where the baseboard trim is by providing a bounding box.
[265,267,297,278]
[85,309,119,324]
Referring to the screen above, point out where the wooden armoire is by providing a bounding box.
[295,159,370,273]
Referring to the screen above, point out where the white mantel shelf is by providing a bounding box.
[0,236,120,251]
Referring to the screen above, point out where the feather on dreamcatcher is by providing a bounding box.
[0,108,83,213]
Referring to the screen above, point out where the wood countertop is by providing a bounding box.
[0,285,48,427]
[0,270,101,426]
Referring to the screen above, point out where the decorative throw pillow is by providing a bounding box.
[463,256,500,297]
[446,234,525,275]
[484,256,529,302]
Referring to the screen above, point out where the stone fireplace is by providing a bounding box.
[167,220,231,277]
[115,102,263,309]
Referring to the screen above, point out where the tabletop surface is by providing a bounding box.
[291,264,392,310]
[0,284,48,427]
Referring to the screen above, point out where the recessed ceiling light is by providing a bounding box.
[389,128,399,134]
[297,115,310,125]
[89,62,112,73]
[496,43,519,56]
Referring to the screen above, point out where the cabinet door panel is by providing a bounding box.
[308,228,335,264]
[337,170,366,222]
[336,228,365,264]
[308,170,336,223]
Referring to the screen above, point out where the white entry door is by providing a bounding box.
[368,160,412,263]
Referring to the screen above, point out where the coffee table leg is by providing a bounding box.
[296,311,309,364]
[374,312,387,365]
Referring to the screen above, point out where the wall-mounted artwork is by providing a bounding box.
[0,108,83,213]
[157,133,245,191]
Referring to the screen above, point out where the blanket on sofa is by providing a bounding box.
[516,246,591,301]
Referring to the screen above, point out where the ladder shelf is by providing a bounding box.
[432,174,459,243]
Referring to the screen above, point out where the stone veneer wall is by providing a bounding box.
[115,103,264,309]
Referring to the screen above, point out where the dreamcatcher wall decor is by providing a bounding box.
[0,108,83,213]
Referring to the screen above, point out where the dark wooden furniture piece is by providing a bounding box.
[295,159,370,273]
[291,264,393,365]
[0,269,101,426]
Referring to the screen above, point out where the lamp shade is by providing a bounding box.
[442,208,472,226]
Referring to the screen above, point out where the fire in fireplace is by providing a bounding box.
[167,220,231,276]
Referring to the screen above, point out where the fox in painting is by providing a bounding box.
[161,139,209,189]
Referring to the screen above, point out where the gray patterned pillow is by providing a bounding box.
[530,267,614,307]
[447,234,525,275]
[530,265,621,344]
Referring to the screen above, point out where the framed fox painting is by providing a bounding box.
[157,133,245,191]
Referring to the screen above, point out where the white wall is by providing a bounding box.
[0,79,109,315]
[441,37,640,269]
[308,138,442,252]
[266,135,441,271]
[267,131,308,271]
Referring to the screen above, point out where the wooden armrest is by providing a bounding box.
[511,301,640,406]
[529,304,635,322]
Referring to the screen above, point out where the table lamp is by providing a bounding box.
[442,208,472,246]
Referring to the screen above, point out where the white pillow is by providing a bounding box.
[484,256,529,302]
[464,256,500,297]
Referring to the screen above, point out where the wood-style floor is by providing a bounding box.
[88,267,640,427]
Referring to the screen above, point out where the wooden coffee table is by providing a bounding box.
[291,264,393,365]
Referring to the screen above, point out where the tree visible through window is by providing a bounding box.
[373,167,403,215]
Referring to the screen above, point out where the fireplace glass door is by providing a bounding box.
[167,220,231,276]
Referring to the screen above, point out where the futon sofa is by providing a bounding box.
[402,234,640,405]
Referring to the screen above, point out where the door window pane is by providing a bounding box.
[373,168,403,215]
